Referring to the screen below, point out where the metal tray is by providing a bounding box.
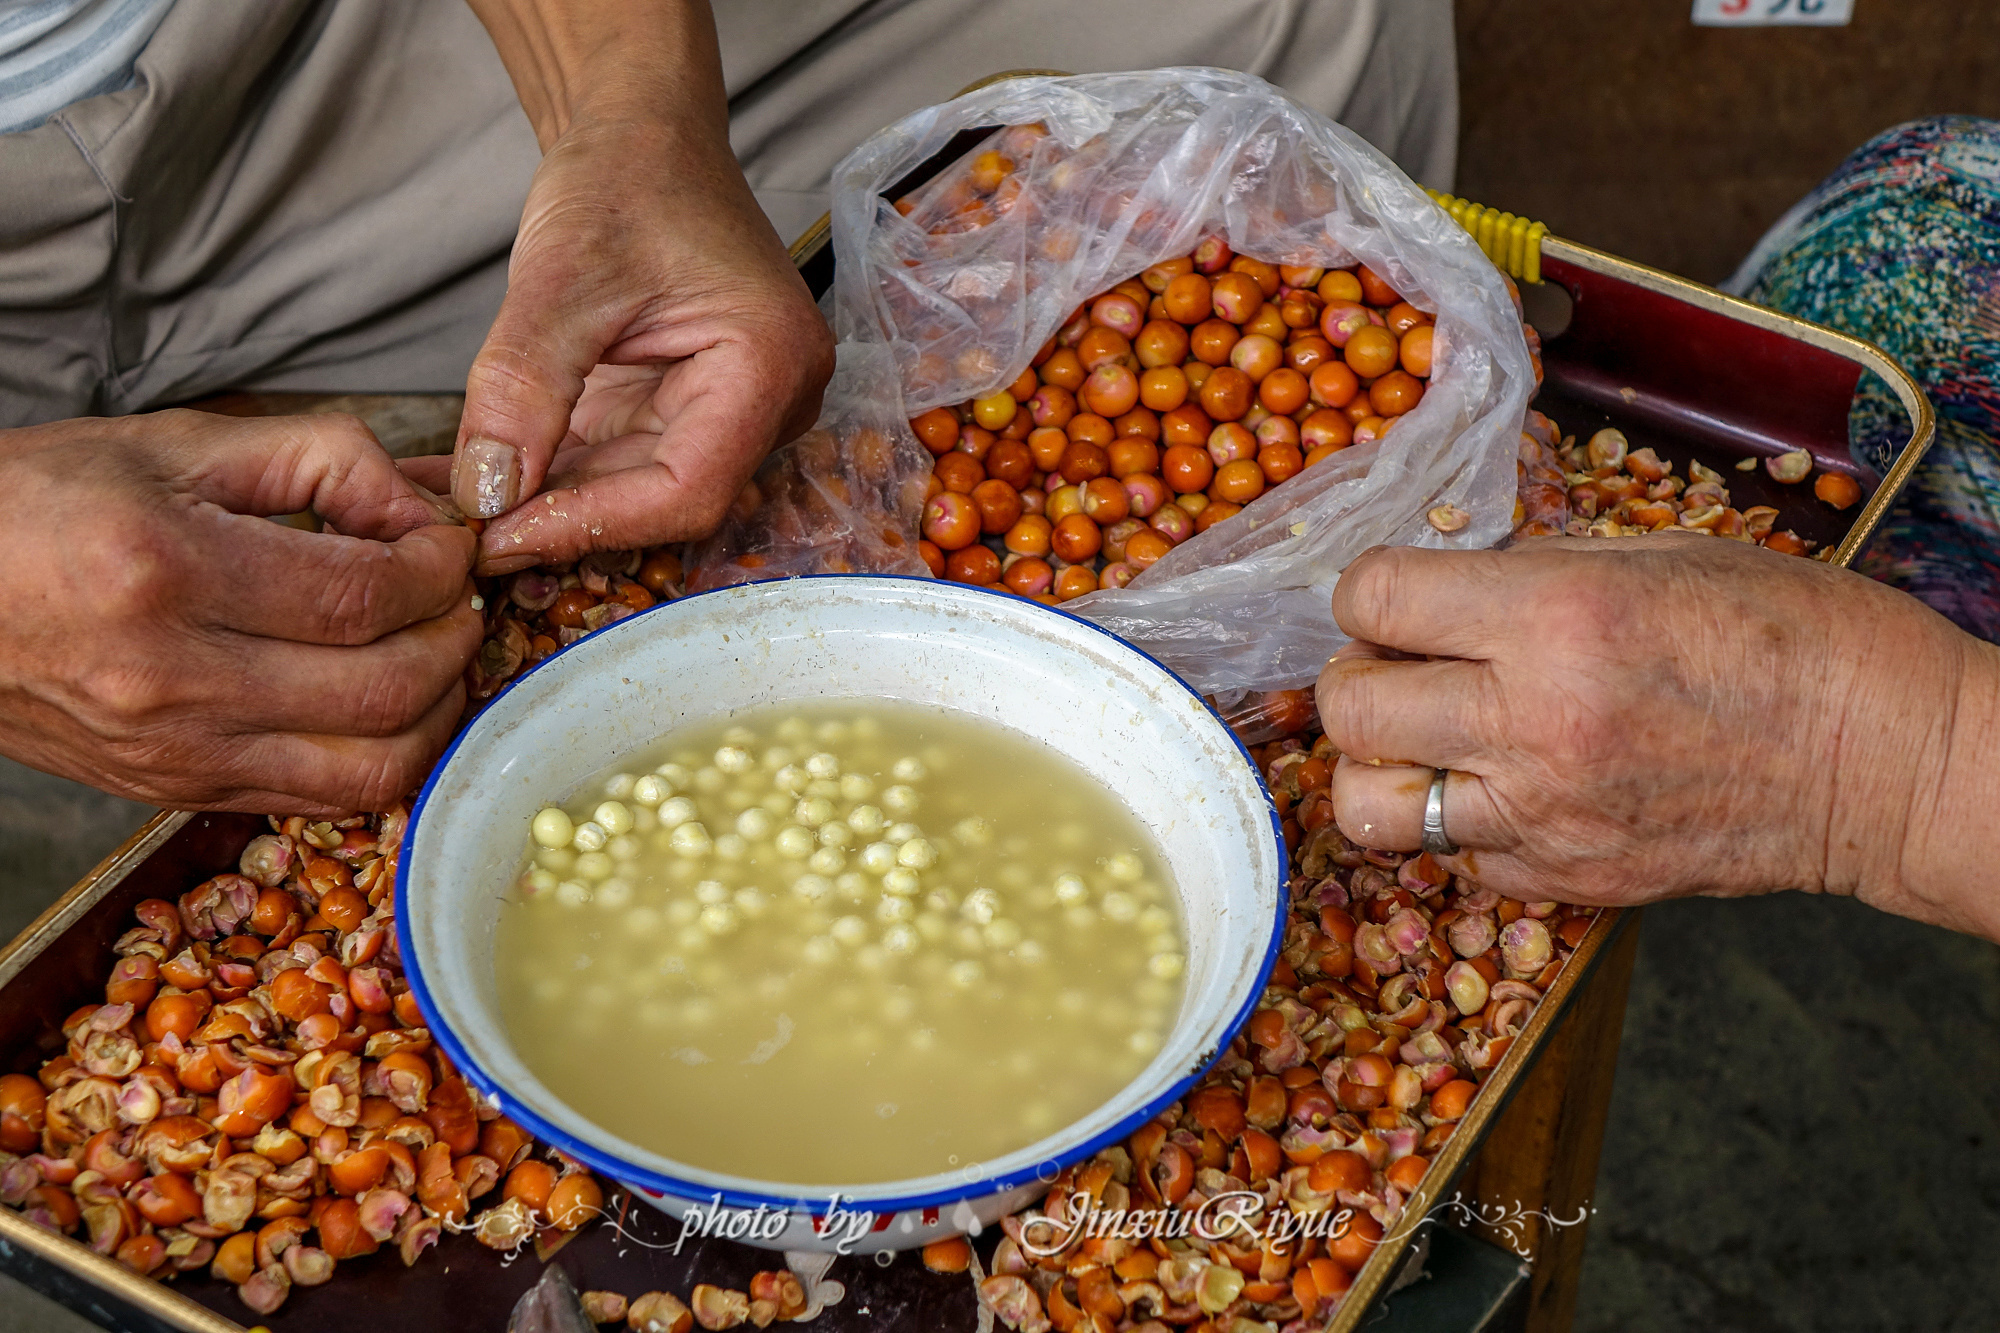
[1,92,1933,1333]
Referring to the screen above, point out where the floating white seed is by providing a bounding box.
[665,900,699,926]
[802,935,837,964]
[675,926,707,951]
[790,876,832,905]
[734,888,767,918]
[806,778,841,800]
[695,880,728,905]
[722,726,756,747]
[877,895,913,922]
[625,906,660,933]
[916,912,948,942]
[574,851,614,881]
[1129,1030,1161,1056]
[1053,874,1088,905]
[815,720,848,743]
[1106,852,1145,882]
[885,822,922,847]
[847,804,886,836]
[571,821,608,853]
[1147,932,1178,956]
[533,978,564,1003]
[892,757,927,782]
[603,773,637,799]
[1148,952,1185,979]
[806,752,840,780]
[775,765,809,793]
[700,904,739,935]
[654,762,692,787]
[531,808,575,849]
[839,773,874,801]
[924,888,956,913]
[831,915,868,946]
[962,888,1001,924]
[808,847,846,875]
[1065,906,1097,929]
[883,868,920,896]
[555,880,591,907]
[882,924,919,955]
[855,945,887,972]
[836,872,867,899]
[596,879,633,910]
[858,841,897,875]
[897,838,937,870]
[714,746,753,774]
[910,1027,936,1051]
[657,797,697,828]
[670,823,712,856]
[948,960,984,988]
[537,846,576,873]
[761,746,793,770]
[683,997,714,1024]
[714,833,748,861]
[1136,906,1173,934]
[777,717,810,743]
[761,790,795,815]
[693,767,725,793]
[631,775,668,807]
[774,826,815,859]
[984,918,1023,949]
[952,817,994,847]
[1017,939,1046,965]
[525,867,559,894]
[1102,891,1138,922]
[794,797,835,828]
[953,923,983,951]
[883,785,920,815]
[608,834,641,862]
[736,808,774,840]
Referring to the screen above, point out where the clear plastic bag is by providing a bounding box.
[696,69,1535,694]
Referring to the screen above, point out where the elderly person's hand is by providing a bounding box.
[1314,535,2000,941]
[430,0,834,575]
[0,411,480,813]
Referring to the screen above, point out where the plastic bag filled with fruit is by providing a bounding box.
[692,68,1535,695]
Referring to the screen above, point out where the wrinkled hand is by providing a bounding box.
[432,115,834,575]
[1314,535,2000,938]
[0,411,481,813]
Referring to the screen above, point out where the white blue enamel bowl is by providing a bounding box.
[397,575,1283,1253]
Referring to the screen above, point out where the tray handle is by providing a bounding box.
[1427,190,1549,284]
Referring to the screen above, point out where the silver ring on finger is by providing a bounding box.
[1422,767,1460,857]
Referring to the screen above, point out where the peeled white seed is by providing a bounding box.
[608,834,641,862]
[736,808,774,840]
[1136,906,1173,934]
[831,916,868,946]
[722,726,756,746]
[734,888,767,918]
[571,821,608,853]
[537,847,576,873]
[886,822,923,846]
[806,778,841,800]
[858,842,897,875]
[855,945,888,972]
[700,904,739,935]
[713,833,748,861]
[1017,939,1046,965]
[1147,932,1178,956]
[916,912,948,942]
[555,880,591,907]
[806,752,840,780]
[1102,891,1138,922]
[1053,874,1088,905]
[1106,852,1145,882]
[983,918,1022,949]
[802,935,838,964]
[817,821,853,848]
[574,851,614,881]
[877,895,913,922]
[883,868,920,896]
[625,907,660,934]
[897,838,937,870]
[658,797,697,828]
[670,823,712,856]
[776,717,810,743]
[847,805,886,836]
[953,923,984,952]
[596,880,633,910]
[531,808,575,849]
[815,720,848,743]
[839,773,874,801]
[794,797,835,828]
[775,765,809,793]
[632,806,658,831]
[883,785,919,815]
[1129,1030,1161,1056]
[693,767,725,793]
[835,872,867,899]
[1148,952,1185,980]
[761,746,793,770]
[892,757,926,782]
[714,746,753,774]
[665,900,699,927]
[761,791,794,815]
[882,924,919,955]
[962,888,1001,924]
[792,874,832,901]
[654,762,692,788]
[594,801,633,836]
[808,847,846,875]
[696,880,729,905]
[632,775,669,807]
[600,775,635,801]
[525,867,559,894]
[948,960,983,988]
[774,826,816,859]
[952,817,994,847]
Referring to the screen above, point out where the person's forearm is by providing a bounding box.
[463,0,728,150]
[1875,635,2000,941]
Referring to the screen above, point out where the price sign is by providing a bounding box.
[1692,0,1854,24]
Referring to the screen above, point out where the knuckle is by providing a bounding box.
[310,549,397,644]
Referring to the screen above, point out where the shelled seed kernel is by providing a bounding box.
[532,807,575,848]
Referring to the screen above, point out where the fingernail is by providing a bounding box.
[454,438,520,519]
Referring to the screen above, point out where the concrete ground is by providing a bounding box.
[2,752,1996,1332]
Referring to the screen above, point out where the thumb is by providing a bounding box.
[451,265,607,519]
